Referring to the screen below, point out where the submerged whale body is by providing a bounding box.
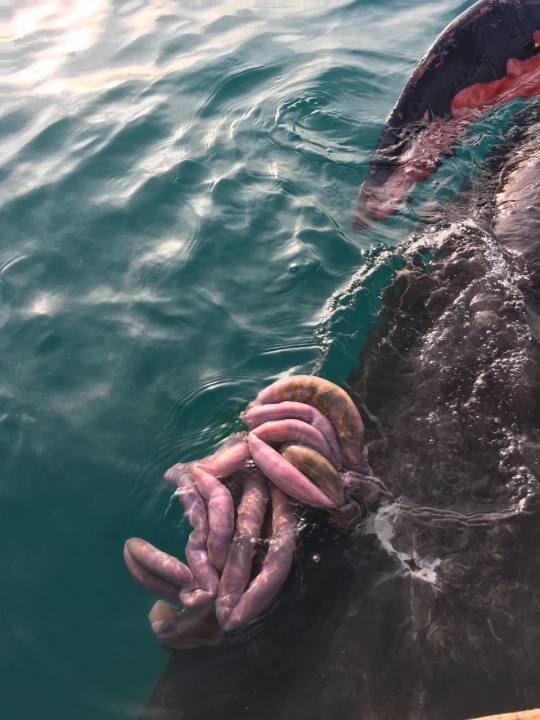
[140,3,540,719]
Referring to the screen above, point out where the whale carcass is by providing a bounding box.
[134,2,540,718]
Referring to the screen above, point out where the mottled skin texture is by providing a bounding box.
[252,375,365,470]
[124,0,540,682]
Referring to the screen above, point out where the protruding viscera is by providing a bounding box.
[242,401,342,468]
[125,373,375,648]
[250,375,364,470]
[216,471,269,629]
[191,464,235,572]
[219,485,297,632]
[175,472,220,607]
[251,418,335,465]
[281,443,345,506]
[124,538,194,601]
[248,432,337,509]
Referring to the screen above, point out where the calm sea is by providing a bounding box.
[2,1,517,717]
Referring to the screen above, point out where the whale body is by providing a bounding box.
[139,3,540,719]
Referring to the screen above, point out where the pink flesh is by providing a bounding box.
[216,472,269,628]
[252,375,364,470]
[364,30,540,222]
[163,435,247,486]
[124,544,185,602]
[174,472,220,607]
[197,436,251,478]
[124,537,194,592]
[191,465,235,572]
[164,461,200,486]
[219,485,296,632]
[242,401,342,467]
[251,418,335,465]
[248,433,336,509]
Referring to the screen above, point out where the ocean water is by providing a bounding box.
[1,1,517,717]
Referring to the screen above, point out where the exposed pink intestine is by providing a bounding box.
[248,433,336,509]
[191,465,235,573]
[216,471,269,629]
[241,401,342,468]
[251,418,335,466]
[219,485,297,632]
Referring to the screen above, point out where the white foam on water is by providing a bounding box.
[365,502,441,586]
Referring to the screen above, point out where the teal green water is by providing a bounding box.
[2,1,514,717]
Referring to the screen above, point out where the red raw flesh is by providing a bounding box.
[365,29,540,222]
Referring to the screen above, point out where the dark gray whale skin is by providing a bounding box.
[138,101,540,720]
